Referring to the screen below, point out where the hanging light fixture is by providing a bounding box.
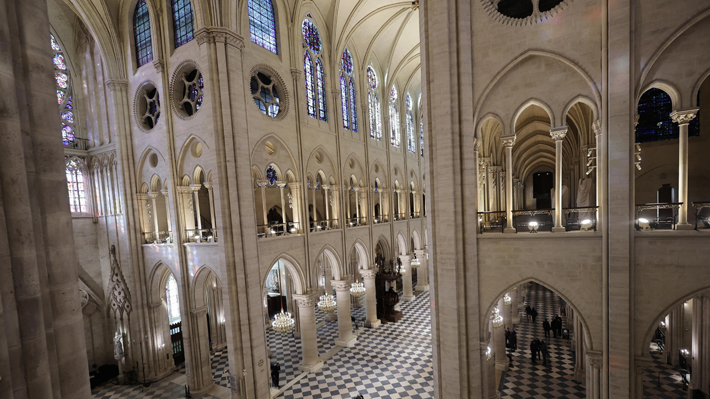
[350,280,366,298]
[486,346,492,361]
[317,293,337,313]
[271,264,295,334]
[504,294,512,306]
[491,307,504,328]
[410,256,421,270]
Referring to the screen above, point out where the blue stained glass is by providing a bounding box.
[266,165,277,185]
[304,52,316,118]
[248,0,277,53]
[349,78,357,133]
[406,94,415,153]
[340,74,349,130]
[367,66,381,140]
[307,176,311,188]
[315,175,321,190]
[134,0,153,67]
[171,0,194,48]
[420,117,424,156]
[50,35,61,51]
[636,88,683,143]
[316,58,327,121]
[302,19,321,53]
[341,49,353,74]
[375,181,378,192]
[53,54,66,70]
[390,87,400,147]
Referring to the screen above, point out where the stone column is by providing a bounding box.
[668,304,683,365]
[502,137,516,233]
[161,189,172,240]
[550,127,568,232]
[504,293,513,330]
[353,187,361,223]
[288,182,302,232]
[203,182,216,238]
[689,294,706,396]
[149,193,160,237]
[324,266,337,322]
[414,249,429,291]
[493,299,507,387]
[483,340,499,399]
[586,351,602,399]
[258,179,268,228]
[277,182,287,229]
[670,110,698,229]
[361,269,381,328]
[293,295,323,372]
[332,280,357,347]
[633,357,653,399]
[322,185,330,227]
[359,189,368,224]
[188,307,214,395]
[191,184,203,233]
[346,187,352,224]
[574,314,585,384]
[400,255,414,301]
[511,287,519,324]
[592,120,602,230]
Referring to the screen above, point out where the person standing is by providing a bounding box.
[555,315,563,337]
[541,340,549,366]
[525,305,532,321]
[531,307,538,323]
[530,339,537,363]
[551,317,559,338]
[271,362,281,389]
[510,329,518,351]
[543,319,551,337]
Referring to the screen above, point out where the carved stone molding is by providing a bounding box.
[107,245,132,317]
[670,109,698,125]
[501,136,516,147]
[195,27,245,50]
[592,119,602,136]
[550,126,568,141]
[152,60,164,73]
[106,79,129,92]
[331,280,352,291]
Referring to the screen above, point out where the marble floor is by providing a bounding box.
[642,345,686,398]
[500,283,586,399]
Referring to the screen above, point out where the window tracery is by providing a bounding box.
[367,66,382,141]
[166,274,181,323]
[406,94,415,153]
[171,0,194,48]
[248,0,277,54]
[51,35,76,146]
[302,19,327,121]
[636,88,699,143]
[251,72,281,117]
[133,0,153,67]
[65,157,88,213]
[420,115,424,157]
[340,48,357,132]
[390,87,401,148]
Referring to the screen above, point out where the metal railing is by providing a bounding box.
[310,219,339,232]
[372,215,389,224]
[186,228,218,242]
[65,138,90,151]
[143,231,173,244]
[477,211,507,233]
[635,202,682,231]
[693,202,710,230]
[411,212,421,219]
[563,207,599,231]
[345,217,367,227]
[257,222,300,238]
[512,209,553,232]
[393,213,407,221]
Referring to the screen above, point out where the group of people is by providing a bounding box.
[529,339,550,366]
[543,315,564,338]
[524,305,538,323]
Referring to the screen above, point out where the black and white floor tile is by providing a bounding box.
[278,291,433,399]
[642,346,685,398]
[501,283,585,399]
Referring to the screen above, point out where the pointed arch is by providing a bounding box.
[261,253,306,295]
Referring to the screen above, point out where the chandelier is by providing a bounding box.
[317,293,337,313]
[272,309,295,334]
[350,280,366,298]
[486,346,492,361]
[271,264,295,334]
[504,294,512,306]
[491,307,504,328]
[410,256,421,270]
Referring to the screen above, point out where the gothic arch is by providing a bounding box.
[512,99,556,132]
[396,231,408,256]
[411,229,422,250]
[261,253,306,295]
[191,265,222,308]
[251,134,299,183]
[638,80,682,111]
[148,261,178,305]
[177,135,212,181]
[314,245,344,281]
[350,239,370,270]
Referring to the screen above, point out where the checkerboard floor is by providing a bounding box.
[500,283,585,399]
[642,345,685,398]
[278,291,433,398]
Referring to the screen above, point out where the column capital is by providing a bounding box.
[191,306,208,317]
[203,182,213,190]
[160,189,169,197]
[177,186,193,194]
[276,181,287,189]
[293,294,319,308]
[147,192,159,199]
[670,109,698,125]
[414,249,426,257]
[360,269,377,279]
[290,68,301,80]
[550,126,568,141]
[331,280,352,291]
[586,350,603,368]
[592,119,602,136]
[399,254,412,263]
[256,179,269,187]
[473,137,480,152]
[321,184,330,191]
[501,136,516,147]
[288,182,301,190]
[189,184,202,192]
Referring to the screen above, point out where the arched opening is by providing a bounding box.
[165,274,184,366]
[492,281,588,398]
[255,164,297,237]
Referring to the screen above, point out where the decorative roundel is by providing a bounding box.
[134,81,161,131]
[248,65,289,120]
[481,0,568,25]
[302,19,322,54]
[341,49,353,75]
[171,61,205,119]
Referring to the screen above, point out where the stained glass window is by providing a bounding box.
[367,66,382,141]
[248,0,277,54]
[635,88,700,143]
[51,35,77,146]
[304,52,316,118]
[66,158,87,213]
[340,49,357,133]
[166,274,181,323]
[375,181,378,192]
[250,72,281,117]
[134,0,153,67]
[171,0,194,48]
[302,19,327,122]
[266,165,277,185]
[420,116,424,157]
[315,175,321,190]
[390,87,401,148]
[406,94,415,153]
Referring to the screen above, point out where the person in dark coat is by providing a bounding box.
[551,317,559,338]
[505,327,511,348]
[531,307,538,323]
[530,339,537,363]
[555,315,563,337]
[543,318,551,337]
[270,362,280,389]
[525,305,532,321]
[510,329,518,351]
